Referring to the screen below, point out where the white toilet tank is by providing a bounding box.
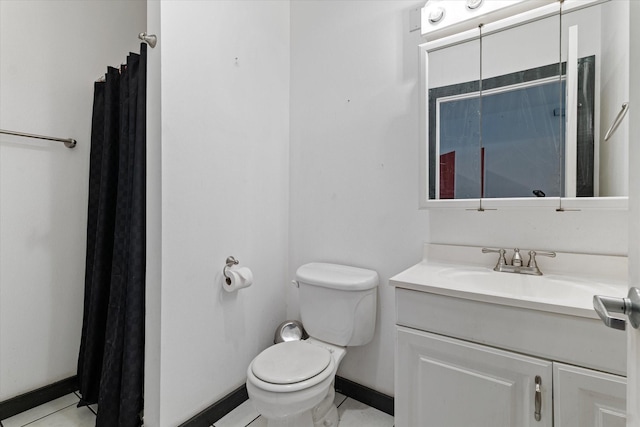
[296,263,378,347]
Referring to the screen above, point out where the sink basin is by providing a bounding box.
[391,261,628,319]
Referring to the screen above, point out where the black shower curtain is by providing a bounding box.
[77,43,146,427]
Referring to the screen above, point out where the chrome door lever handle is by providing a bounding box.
[593,295,629,330]
[593,287,640,330]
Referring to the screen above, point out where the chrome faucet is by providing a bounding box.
[482,248,556,275]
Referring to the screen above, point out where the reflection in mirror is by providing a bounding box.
[561,0,629,197]
[434,89,480,199]
[480,14,564,199]
[427,34,480,200]
[435,58,595,198]
[423,0,629,204]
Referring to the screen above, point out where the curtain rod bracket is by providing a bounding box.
[138,32,157,48]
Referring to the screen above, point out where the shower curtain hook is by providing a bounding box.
[138,32,157,48]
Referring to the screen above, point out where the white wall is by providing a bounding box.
[151,2,290,425]
[289,1,429,396]
[144,1,162,426]
[0,1,146,400]
[429,207,627,256]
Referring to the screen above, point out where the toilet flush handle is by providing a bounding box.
[291,280,299,288]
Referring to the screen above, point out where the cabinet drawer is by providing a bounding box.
[396,288,626,375]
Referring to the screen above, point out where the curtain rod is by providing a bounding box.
[0,129,77,148]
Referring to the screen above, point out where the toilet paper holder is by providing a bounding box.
[223,256,239,284]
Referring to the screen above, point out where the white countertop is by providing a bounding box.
[390,244,629,319]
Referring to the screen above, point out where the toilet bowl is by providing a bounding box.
[246,263,378,427]
[246,338,346,427]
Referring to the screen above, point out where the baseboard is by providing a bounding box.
[335,376,394,416]
[0,375,393,424]
[0,376,78,421]
[178,376,394,426]
[178,384,248,427]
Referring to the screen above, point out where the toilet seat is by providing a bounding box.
[252,341,331,385]
[248,341,336,393]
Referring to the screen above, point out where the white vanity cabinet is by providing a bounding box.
[393,287,627,427]
[396,327,553,426]
[553,363,626,427]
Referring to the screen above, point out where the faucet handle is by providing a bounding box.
[527,250,556,268]
[482,248,507,270]
[482,247,506,256]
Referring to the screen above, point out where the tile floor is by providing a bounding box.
[1,393,96,427]
[1,391,393,427]
[214,392,394,427]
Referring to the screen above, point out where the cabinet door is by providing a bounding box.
[553,362,626,427]
[396,326,553,427]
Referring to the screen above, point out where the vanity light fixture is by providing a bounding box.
[420,0,557,41]
[466,0,484,10]
[428,7,445,24]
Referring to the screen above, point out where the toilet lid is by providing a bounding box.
[251,341,331,385]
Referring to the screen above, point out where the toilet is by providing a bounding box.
[246,262,378,427]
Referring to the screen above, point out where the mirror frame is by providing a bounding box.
[418,0,628,211]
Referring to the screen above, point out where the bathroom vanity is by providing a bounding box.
[405,0,636,423]
[391,244,628,427]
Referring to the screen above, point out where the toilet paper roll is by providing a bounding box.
[223,267,254,292]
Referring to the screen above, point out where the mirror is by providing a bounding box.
[561,0,629,198]
[421,0,629,207]
[427,33,481,200]
[480,14,563,199]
